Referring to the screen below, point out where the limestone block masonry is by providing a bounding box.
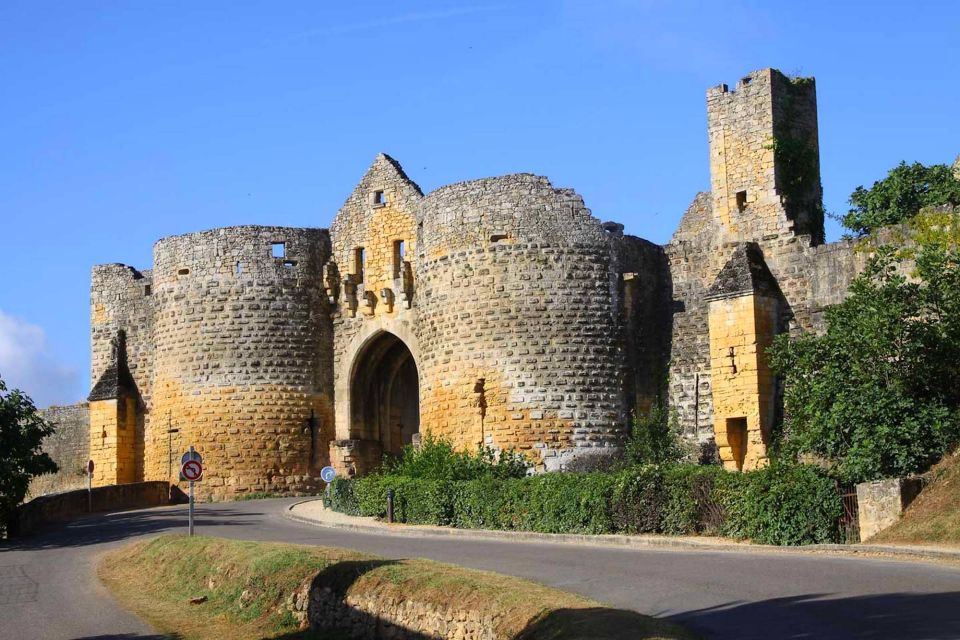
[72,67,890,496]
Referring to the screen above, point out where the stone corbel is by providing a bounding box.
[324,262,340,306]
[379,287,394,313]
[343,278,358,318]
[362,290,377,316]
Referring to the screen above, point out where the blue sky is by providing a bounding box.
[1,1,958,407]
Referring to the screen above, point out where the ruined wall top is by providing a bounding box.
[417,173,608,259]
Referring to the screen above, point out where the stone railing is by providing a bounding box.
[8,481,171,537]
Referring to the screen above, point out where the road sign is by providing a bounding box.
[320,466,337,483]
[86,459,95,475]
[181,450,202,466]
[181,459,203,482]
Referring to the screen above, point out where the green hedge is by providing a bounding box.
[327,463,843,545]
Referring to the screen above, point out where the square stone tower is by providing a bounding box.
[707,68,823,245]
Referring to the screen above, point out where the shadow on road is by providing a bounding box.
[1,506,260,551]
[72,635,178,640]
[668,590,960,639]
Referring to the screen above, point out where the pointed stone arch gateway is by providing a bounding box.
[332,320,421,476]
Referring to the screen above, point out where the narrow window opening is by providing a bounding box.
[736,190,748,213]
[392,240,405,278]
[490,233,508,243]
[144,285,152,296]
[282,259,297,268]
[272,242,286,258]
[178,268,190,276]
[354,247,366,283]
[236,262,243,276]
[373,190,386,206]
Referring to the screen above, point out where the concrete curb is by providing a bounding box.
[284,499,960,563]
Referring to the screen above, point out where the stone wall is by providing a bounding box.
[30,403,90,497]
[415,175,625,469]
[9,481,170,537]
[147,226,332,500]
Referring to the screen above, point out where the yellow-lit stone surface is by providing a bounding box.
[707,293,777,471]
[89,398,136,486]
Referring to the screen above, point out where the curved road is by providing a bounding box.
[1,498,958,640]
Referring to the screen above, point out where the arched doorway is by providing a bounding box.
[349,331,420,456]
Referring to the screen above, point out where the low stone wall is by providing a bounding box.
[9,481,170,537]
[291,583,497,639]
[856,477,925,541]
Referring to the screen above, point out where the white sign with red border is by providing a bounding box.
[181,459,203,482]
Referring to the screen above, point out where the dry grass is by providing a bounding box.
[871,449,960,546]
[99,535,693,640]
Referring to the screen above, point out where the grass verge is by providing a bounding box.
[871,449,960,546]
[99,535,694,640]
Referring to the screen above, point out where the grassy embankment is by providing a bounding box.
[99,535,694,640]
[871,449,960,546]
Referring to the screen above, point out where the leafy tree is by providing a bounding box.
[625,400,691,466]
[770,209,960,483]
[1,376,58,533]
[843,161,960,236]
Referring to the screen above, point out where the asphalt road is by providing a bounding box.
[1,498,959,640]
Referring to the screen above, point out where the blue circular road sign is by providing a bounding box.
[320,466,337,483]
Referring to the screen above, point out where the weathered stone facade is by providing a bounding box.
[68,66,887,496]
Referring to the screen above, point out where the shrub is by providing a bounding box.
[328,463,843,546]
[661,465,731,536]
[609,465,664,533]
[323,477,359,515]
[514,473,616,534]
[728,464,841,545]
[624,402,690,466]
[385,434,530,481]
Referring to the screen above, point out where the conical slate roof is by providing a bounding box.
[88,331,136,401]
[705,243,778,300]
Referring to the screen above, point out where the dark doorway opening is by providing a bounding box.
[350,332,420,456]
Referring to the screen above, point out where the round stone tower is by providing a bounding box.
[147,226,333,499]
[415,174,626,469]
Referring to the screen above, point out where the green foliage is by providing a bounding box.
[843,161,960,236]
[624,401,689,466]
[323,477,359,515]
[767,134,821,214]
[770,212,960,483]
[1,376,57,534]
[384,434,530,481]
[330,462,843,546]
[728,464,841,545]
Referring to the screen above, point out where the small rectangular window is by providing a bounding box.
[736,190,747,213]
[354,247,366,283]
[272,242,286,258]
[392,240,405,278]
[236,262,243,275]
[373,190,386,205]
[144,285,152,296]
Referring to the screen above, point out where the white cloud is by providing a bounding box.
[0,309,81,408]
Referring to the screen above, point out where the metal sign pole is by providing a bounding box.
[188,480,195,536]
[188,445,195,536]
[86,459,94,513]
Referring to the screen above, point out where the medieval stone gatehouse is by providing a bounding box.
[82,68,878,499]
